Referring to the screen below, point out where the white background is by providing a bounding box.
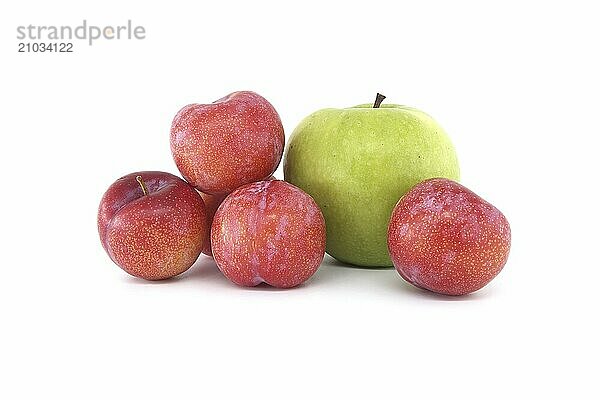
[1,1,598,398]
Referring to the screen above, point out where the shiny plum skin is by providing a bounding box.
[211,180,326,288]
[98,171,208,280]
[387,178,511,296]
[199,176,275,257]
[170,91,285,195]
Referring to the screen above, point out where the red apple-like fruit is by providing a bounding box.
[170,91,285,195]
[211,180,326,288]
[387,178,511,296]
[98,171,208,280]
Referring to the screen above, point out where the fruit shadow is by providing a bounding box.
[123,254,490,300]
[192,256,314,292]
[322,255,394,270]
[391,278,486,301]
[319,254,485,302]
[121,255,225,286]
[122,256,318,291]
[122,272,189,285]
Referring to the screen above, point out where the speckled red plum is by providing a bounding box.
[387,178,510,296]
[98,171,208,280]
[170,91,285,195]
[211,180,326,288]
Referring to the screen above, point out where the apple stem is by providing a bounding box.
[136,175,149,196]
[373,93,386,108]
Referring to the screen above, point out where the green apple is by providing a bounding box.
[283,94,460,267]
